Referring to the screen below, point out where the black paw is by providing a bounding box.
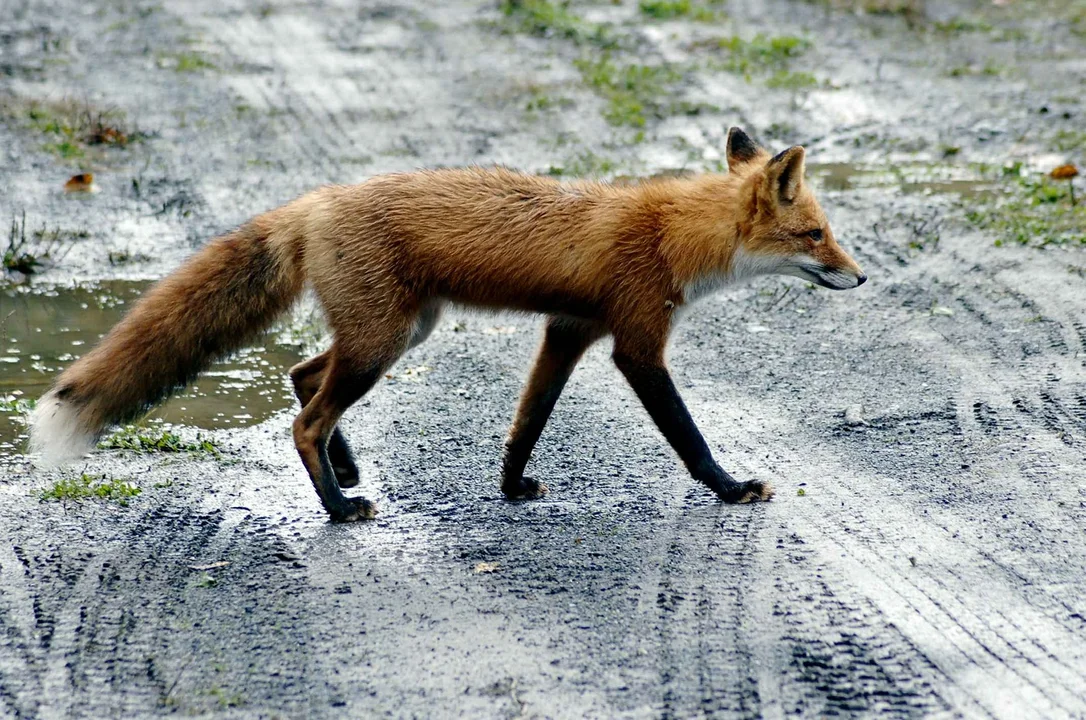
[716,479,774,504]
[502,476,548,501]
[329,497,378,522]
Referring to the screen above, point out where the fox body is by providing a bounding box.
[30,128,865,521]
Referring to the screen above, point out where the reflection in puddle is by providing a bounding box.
[0,281,307,454]
[808,163,997,198]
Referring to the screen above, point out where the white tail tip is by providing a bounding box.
[28,393,95,467]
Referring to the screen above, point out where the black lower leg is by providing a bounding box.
[291,355,360,489]
[614,352,772,503]
[327,431,360,489]
[318,436,375,520]
[502,319,602,499]
[295,363,385,521]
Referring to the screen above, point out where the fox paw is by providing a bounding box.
[502,476,548,501]
[329,497,378,522]
[717,479,774,504]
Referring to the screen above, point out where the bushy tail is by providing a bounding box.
[30,216,305,464]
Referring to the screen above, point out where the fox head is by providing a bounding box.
[725,127,866,291]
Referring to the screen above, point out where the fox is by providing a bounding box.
[29,127,865,522]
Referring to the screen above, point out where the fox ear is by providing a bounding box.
[766,146,805,203]
[726,127,760,168]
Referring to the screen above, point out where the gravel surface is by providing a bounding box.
[1,0,1084,717]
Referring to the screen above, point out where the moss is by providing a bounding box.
[964,170,1086,248]
[100,426,221,457]
[707,34,815,88]
[639,0,723,21]
[546,150,620,177]
[575,56,683,127]
[932,17,993,34]
[498,0,613,46]
[1053,129,1086,154]
[41,473,141,506]
[157,51,217,72]
[765,70,819,89]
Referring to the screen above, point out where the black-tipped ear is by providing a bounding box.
[767,146,806,202]
[726,127,760,168]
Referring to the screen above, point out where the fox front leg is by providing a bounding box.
[612,349,773,504]
[502,317,606,499]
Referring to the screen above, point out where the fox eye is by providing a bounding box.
[807,229,823,242]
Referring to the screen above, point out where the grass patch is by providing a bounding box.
[41,473,141,506]
[965,167,1085,248]
[639,0,723,21]
[574,56,683,127]
[99,426,221,457]
[498,0,613,46]
[0,396,35,414]
[1053,129,1086,154]
[765,70,819,90]
[803,0,923,15]
[2,97,143,162]
[932,17,994,34]
[4,211,81,275]
[708,34,813,84]
[546,150,620,177]
[522,85,576,113]
[157,51,218,72]
[947,62,1003,78]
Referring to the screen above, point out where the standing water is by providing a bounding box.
[0,281,307,455]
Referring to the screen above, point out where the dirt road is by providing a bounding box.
[1,0,1085,717]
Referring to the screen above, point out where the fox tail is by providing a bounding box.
[29,214,304,464]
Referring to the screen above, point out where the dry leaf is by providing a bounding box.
[64,173,94,192]
[1050,164,1079,180]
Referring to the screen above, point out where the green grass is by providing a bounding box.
[5,97,140,162]
[765,70,819,90]
[498,0,614,46]
[639,0,723,21]
[947,62,1003,78]
[41,473,141,506]
[523,87,575,113]
[710,34,812,81]
[1053,129,1086,154]
[574,56,682,127]
[546,150,619,177]
[41,140,85,159]
[1072,2,1086,35]
[0,396,35,414]
[964,170,1085,248]
[99,426,221,457]
[4,212,82,275]
[171,51,217,72]
[932,17,993,34]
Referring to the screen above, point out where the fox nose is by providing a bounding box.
[856,273,868,286]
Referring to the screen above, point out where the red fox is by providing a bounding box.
[30,128,865,521]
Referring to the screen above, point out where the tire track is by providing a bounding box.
[700,399,1086,718]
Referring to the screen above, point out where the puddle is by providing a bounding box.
[808,163,997,198]
[0,281,307,455]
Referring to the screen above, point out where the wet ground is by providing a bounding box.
[1,0,1085,717]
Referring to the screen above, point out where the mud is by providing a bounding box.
[1,0,1085,717]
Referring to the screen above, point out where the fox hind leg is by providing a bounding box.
[293,304,418,521]
[290,351,360,489]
